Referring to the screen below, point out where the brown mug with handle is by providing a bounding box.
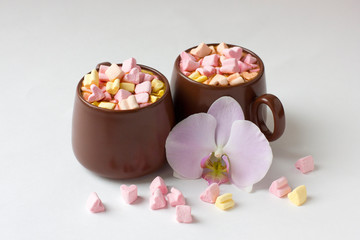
[171,43,285,141]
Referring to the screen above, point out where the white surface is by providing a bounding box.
[1,0,359,239]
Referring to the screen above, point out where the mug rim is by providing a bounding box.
[174,43,265,89]
[76,63,171,114]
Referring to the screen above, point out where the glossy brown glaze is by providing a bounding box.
[72,64,175,179]
[171,43,285,141]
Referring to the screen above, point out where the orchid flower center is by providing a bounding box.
[200,152,230,185]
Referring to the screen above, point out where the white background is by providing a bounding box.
[1,0,359,239]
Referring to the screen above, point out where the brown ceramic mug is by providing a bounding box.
[171,43,285,141]
[72,63,175,179]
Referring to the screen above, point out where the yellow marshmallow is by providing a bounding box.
[151,79,164,93]
[288,185,307,206]
[106,79,120,95]
[83,69,99,87]
[155,89,165,97]
[150,95,159,103]
[215,193,234,210]
[195,76,208,83]
[98,102,115,109]
[188,71,201,80]
[216,193,232,203]
[120,82,135,93]
[215,199,235,210]
[91,101,100,106]
[141,69,154,75]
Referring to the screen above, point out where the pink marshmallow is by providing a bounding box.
[99,73,108,82]
[150,176,168,194]
[120,184,138,204]
[180,59,200,72]
[196,66,216,77]
[203,66,216,76]
[122,57,137,73]
[143,73,154,82]
[150,188,167,210]
[135,92,149,104]
[238,61,252,73]
[139,72,145,82]
[202,54,219,67]
[180,51,196,62]
[124,68,141,84]
[269,177,292,198]
[88,84,105,103]
[295,155,314,174]
[86,192,105,213]
[104,91,112,101]
[114,89,132,102]
[200,183,220,203]
[222,47,243,60]
[99,65,109,74]
[175,205,192,223]
[167,187,185,207]
[181,69,191,76]
[99,65,109,82]
[135,81,151,94]
[244,53,257,64]
[220,58,240,74]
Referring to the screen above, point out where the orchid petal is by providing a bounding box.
[223,120,272,189]
[207,96,245,147]
[166,113,217,179]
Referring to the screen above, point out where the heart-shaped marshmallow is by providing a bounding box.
[106,78,120,95]
[120,184,138,204]
[222,47,243,60]
[124,68,141,84]
[88,84,105,103]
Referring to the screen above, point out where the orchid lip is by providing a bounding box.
[201,152,230,185]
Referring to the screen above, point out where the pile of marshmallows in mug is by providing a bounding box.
[179,42,261,86]
[81,58,165,110]
[86,156,314,223]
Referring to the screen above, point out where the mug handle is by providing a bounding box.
[250,94,285,142]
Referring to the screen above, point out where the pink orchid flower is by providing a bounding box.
[165,96,273,191]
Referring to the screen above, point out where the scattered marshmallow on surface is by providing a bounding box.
[200,183,220,204]
[295,155,314,174]
[175,205,192,223]
[86,192,105,213]
[288,185,307,206]
[167,187,185,207]
[269,176,292,198]
[150,188,167,210]
[121,184,138,204]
